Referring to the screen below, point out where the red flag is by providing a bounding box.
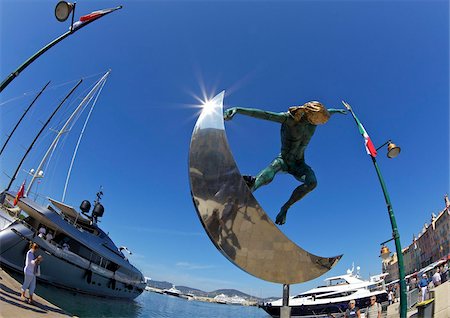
[79,9,112,23]
[13,180,25,206]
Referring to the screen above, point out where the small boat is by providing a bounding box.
[260,266,388,317]
[163,285,182,297]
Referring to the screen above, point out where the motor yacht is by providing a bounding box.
[260,266,388,317]
[0,191,146,299]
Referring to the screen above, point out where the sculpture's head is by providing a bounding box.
[289,101,330,125]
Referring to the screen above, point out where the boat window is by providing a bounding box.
[327,279,349,286]
[293,291,330,299]
[316,290,357,299]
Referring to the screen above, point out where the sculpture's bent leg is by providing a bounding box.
[252,157,286,192]
[276,165,317,225]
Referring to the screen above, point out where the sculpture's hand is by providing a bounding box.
[224,107,238,121]
[328,108,347,115]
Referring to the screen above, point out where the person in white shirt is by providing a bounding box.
[62,242,70,251]
[45,231,53,242]
[21,243,43,304]
[38,226,46,238]
[432,268,441,287]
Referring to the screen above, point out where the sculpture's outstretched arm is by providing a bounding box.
[328,108,347,116]
[224,107,289,123]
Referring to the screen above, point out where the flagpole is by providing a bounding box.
[343,101,407,318]
[0,5,122,94]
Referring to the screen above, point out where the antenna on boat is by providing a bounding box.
[91,186,104,224]
[26,70,110,197]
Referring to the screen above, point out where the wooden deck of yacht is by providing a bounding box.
[0,267,75,318]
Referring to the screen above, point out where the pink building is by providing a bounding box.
[383,195,450,282]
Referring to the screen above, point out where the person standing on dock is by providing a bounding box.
[418,273,428,302]
[344,300,361,318]
[365,296,381,318]
[20,242,43,304]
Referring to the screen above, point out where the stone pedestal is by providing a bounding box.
[280,306,291,318]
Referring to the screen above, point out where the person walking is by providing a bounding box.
[365,296,381,318]
[418,273,428,302]
[344,300,361,318]
[20,242,43,304]
[388,289,394,305]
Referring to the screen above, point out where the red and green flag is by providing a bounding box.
[342,101,377,157]
[13,180,25,206]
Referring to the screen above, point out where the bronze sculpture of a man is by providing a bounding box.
[224,101,346,225]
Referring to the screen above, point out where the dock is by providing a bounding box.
[0,267,75,318]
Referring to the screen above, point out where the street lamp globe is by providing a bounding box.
[380,245,391,261]
[55,1,74,22]
[387,142,401,159]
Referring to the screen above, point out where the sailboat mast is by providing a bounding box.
[62,77,108,202]
[26,70,110,196]
[5,79,82,191]
[0,81,51,157]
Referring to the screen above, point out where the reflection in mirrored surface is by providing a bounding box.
[189,92,342,284]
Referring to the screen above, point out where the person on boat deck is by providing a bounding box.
[223,101,346,225]
[365,296,381,318]
[45,231,53,242]
[38,226,46,238]
[344,299,361,318]
[63,242,70,251]
[21,242,43,304]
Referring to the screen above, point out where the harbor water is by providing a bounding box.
[33,281,270,318]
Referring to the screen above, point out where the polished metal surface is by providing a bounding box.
[188,91,342,284]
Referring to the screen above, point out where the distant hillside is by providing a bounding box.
[147,280,271,301]
[147,280,172,290]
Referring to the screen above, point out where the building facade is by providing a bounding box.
[383,195,450,282]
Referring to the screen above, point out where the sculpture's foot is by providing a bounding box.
[275,208,288,225]
[243,175,256,189]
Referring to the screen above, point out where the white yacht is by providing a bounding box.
[163,285,182,297]
[260,267,388,317]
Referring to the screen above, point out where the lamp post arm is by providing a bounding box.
[376,140,391,151]
[371,156,407,318]
[0,6,122,94]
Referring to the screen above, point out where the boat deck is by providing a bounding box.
[0,267,74,318]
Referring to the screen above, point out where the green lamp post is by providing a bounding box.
[0,2,122,93]
[343,101,407,318]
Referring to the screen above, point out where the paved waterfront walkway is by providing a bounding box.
[0,267,74,318]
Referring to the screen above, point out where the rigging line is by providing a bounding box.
[0,71,104,107]
[39,78,101,196]
[0,81,50,157]
[62,77,107,202]
[26,71,110,196]
[5,79,82,192]
[52,79,99,128]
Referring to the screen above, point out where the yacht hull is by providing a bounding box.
[260,293,388,317]
[0,223,144,299]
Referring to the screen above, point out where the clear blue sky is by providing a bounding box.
[1,1,448,298]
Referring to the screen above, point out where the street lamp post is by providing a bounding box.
[342,101,407,318]
[0,2,122,93]
[371,145,407,318]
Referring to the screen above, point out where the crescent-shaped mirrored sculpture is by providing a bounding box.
[188,91,342,284]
